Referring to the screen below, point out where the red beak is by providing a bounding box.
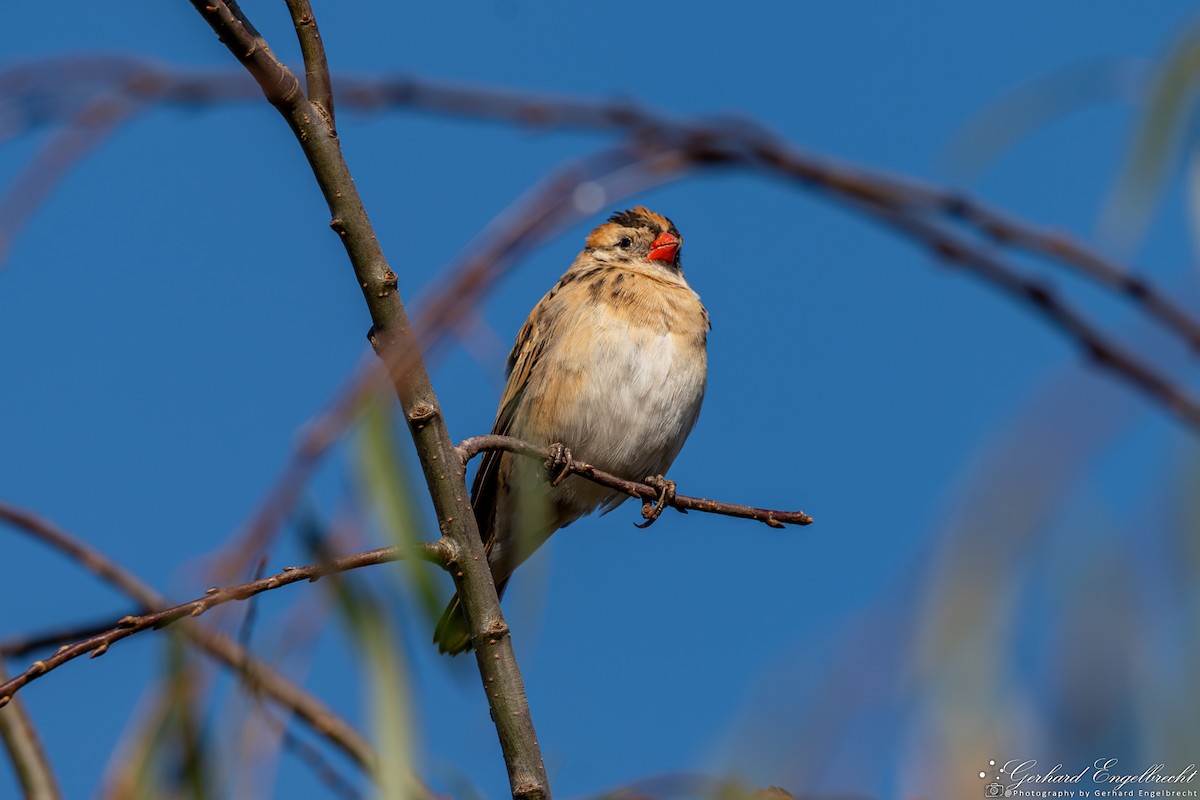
[647,231,679,263]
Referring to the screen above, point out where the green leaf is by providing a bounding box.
[1099,24,1200,250]
[355,395,445,625]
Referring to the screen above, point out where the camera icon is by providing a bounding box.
[984,783,1005,798]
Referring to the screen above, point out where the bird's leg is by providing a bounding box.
[544,442,575,487]
[636,474,677,528]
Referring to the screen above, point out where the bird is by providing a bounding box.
[433,206,710,655]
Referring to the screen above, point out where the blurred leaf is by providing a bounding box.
[940,58,1150,184]
[297,515,424,800]
[355,395,444,625]
[1186,146,1200,256]
[102,634,213,800]
[0,661,61,800]
[1099,24,1200,251]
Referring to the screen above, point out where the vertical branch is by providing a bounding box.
[185,2,549,797]
[284,0,335,121]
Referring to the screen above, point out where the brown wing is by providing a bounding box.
[469,301,549,561]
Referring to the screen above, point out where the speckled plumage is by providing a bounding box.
[434,207,710,654]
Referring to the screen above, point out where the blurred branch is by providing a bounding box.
[4,54,1198,434]
[200,124,1197,628]
[0,85,145,264]
[208,351,384,586]
[862,200,1200,427]
[185,2,551,797]
[206,143,672,590]
[264,707,362,800]
[942,195,1200,351]
[455,435,814,528]
[0,662,60,800]
[3,55,1194,346]
[0,540,448,723]
[0,500,377,772]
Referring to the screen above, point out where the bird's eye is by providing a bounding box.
[617,236,633,249]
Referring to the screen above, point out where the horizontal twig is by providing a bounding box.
[455,434,814,528]
[0,541,449,707]
[0,500,378,771]
[0,616,135,659]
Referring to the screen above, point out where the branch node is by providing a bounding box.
[477,618,511,645]
[116,616,138,628]
[433,538,457,569]
[514,782,549,800]
[407,404,437,427]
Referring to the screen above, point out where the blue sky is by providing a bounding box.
[3,2,1200,798]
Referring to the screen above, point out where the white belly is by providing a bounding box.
[546,320,706,516]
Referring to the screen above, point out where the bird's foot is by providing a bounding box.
[636,475,677,529]
[545,443,575,487]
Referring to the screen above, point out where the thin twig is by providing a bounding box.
[284,0,335,122]
[0,541,447,708]
[186,3,552,796]
[0,500,377,772]
[0,616,136,659]
[455,435,814,528]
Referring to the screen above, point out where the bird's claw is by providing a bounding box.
[636,475,676,529]
[545,443,574,487]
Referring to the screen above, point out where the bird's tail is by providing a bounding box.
[432,594,472,655]
[432,579,509,656]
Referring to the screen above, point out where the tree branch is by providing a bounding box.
[1,617,133,659]
[185,3,551,796]
[284,0,334,122]
[9,57,1200,356]
[0,501,376,772]
[455,435,814,528]
[14,56,1195,357]
[0,541,447,703]
[859,199,1200,428]
[5,56,1198,435]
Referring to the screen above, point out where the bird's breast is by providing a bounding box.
[526,280,708,512]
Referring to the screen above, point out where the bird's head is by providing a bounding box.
[584,206,682,272]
